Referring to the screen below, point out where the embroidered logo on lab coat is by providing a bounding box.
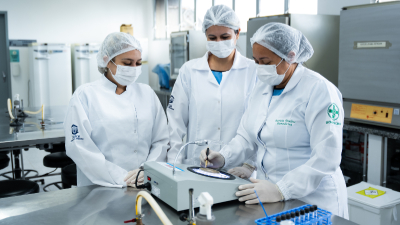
[326,103,341,125]
[71,124,84,142]
[327,103,340,121]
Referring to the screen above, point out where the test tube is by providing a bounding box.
[300,209,305,222]
[313,205,318,218]
[295,211,300,223]
[305,207,310,221]
[291,212,295,222]
[310,206,315,219]
[281,214,286,221]
[286,213,291,223]
[276,216,281,225]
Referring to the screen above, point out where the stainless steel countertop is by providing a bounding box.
[0,185,357,225]
[0,106,66,150]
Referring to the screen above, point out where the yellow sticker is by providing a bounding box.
[356,187,386,199]
[350,103,393,124]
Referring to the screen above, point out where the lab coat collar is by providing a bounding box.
[101,75,118,89]
[261,63,305,95]
[100,74,132,94]
[192,49,248,71]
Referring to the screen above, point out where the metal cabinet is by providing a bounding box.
[0,12,11,104]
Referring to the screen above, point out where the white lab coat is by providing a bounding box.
[220,64,349,218]
[167,50,257,167]
[64,76,169,188]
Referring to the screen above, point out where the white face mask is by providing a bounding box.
[109,60,142,86]
[256,59,290,86]
[206,38,236,58]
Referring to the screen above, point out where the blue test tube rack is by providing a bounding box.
[255,204,332,225]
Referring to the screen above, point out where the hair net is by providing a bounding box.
[202,5,240,33]
[250,23,314,64]
[97,32,142,74]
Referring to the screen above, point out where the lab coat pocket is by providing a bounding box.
[273,118,288,149]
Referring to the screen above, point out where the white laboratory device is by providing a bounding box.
[143,161,250,211]
[9,40,36,107]
[72,43,101,91]
[29,43,72,107]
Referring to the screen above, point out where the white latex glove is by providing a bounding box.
[228,166,253,179]
[199,148,225,169]
[124,169,144,187]
[236,178,283,204]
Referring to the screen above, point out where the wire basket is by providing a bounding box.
[255,204,332,225]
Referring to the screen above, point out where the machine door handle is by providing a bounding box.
[35,57,50,60]
[2,71,6,83]
[77,57,91,60]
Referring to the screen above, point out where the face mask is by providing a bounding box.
[109,60,142,86]
[256,59,291,86]
[206,38,236,58]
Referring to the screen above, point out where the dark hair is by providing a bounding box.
[234,30,239,35]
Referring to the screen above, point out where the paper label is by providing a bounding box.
[357,42,386,48]
[350,103,393,124]
[365,190,378,195]
[151,185,160,197]
[157,162,184,172]
[357,187,386,199]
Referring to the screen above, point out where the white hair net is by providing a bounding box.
[202,5,240,33]
[250,23,314,64]
[97,32,142,73]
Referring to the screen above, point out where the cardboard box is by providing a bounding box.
[120,24,133,36]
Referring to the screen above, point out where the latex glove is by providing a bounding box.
[124,169,144,186]
[199,148,225,169]
[228,166,253,179]
[236,178,283,204]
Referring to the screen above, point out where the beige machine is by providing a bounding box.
[338,2,400,129]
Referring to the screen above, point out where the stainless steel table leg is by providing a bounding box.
[20,149,26,180]
[383,137,388,187]
[363,133,368,182]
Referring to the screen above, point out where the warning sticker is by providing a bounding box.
[357,187,386,199]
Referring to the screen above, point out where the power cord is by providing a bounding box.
[135,169,152,191]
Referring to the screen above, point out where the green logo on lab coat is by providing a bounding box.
[327,103,339,121]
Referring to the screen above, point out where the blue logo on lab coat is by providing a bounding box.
[168,95,175,110]
[71,124,78,135]
[71,124,83,142]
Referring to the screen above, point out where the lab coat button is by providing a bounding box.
[218,127,220,130]
[134,150,137,153]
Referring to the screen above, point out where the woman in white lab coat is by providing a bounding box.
[64,33,169,188]
[200,23,348,218]
[167,5,257,176]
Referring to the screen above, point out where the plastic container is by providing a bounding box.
[255,204,332,225]
[347,182,400,225]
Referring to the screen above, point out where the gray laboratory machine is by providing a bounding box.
[143,161,250,211]
[338,2,400,129]
[169,30,207,86]
[246,14,340,86]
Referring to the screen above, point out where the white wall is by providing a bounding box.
[0,0,150,43]
[318,0,372,15]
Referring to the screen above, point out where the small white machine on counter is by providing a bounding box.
[142,140,250,211]
[143,162,249,211]
[29,43,72,107]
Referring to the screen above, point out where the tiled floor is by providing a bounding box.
[0,148,74,192]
